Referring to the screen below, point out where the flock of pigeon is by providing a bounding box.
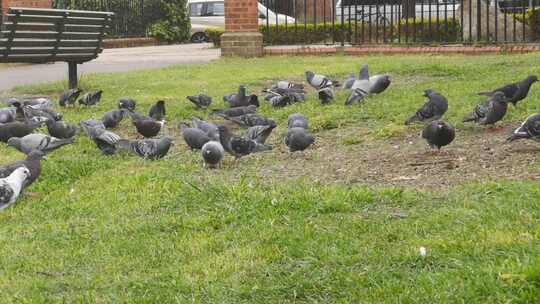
[0,64,538,210]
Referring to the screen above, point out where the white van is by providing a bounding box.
[335,0,460,25]
[188,0,295,43]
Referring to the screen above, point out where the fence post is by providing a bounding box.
[221,0,263,57]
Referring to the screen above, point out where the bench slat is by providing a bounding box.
[0,53,97,63]
[0,47,103,55]
[8,7,114,19]
[5,14,112,26]
[2,31,103,40]
[2,22,109,33]
[0,39,100,48]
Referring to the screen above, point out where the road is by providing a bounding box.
[0,43,220,92]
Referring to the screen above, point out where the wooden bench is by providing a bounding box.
[0,7,114,88]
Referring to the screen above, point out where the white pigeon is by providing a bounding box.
[0,166,30,210]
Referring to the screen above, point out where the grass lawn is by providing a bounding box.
[1,54,540,302]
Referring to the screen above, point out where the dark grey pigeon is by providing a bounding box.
[187,94,213,108]
[102,109,126,129]
[288,113,309,129]
[263,88,305,103]
[463,92,508,125]
[0,166,30,211]
[201,141,224,168]
[268,95,291,108]
[81,119,121,155]
[305,70,334,90]
[0,150,45,188]
[211,105,257,118]
[59,89,82,107]
[45,119,78,139]
[225,113,276,128]
[368,74,391,94]
[217,125,262,159]
[118,97,136,111]
[179,123,211,150]
[478,75,538,106]
[79,90,103,106]
[8,133,74,154]
[0,121,43,143]
[224,85,260,108]
[405,89,449,125]
[285,127,315,152]
[0,105,17,123]
[342,73,356,90]
[117,136,173,160]
[149,100,166,121]
[246,124,276,144]
[192,117,219,141]
[23,105,62,122]
[318,87,335,104]
[422,120,455,151]
[507,114,540,142]
[127,112,163,138]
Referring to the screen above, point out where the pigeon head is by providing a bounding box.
[527,75,538,83]
[423,89,434,97]
[118,97,136,111]
[156,100,165,107]
[6,137,22,150]
[27,150,46,161]
[305,71,314,82]
[13,166,30,179]
[249,95,260,107]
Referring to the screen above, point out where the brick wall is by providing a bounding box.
[2,0,52,15]
[224,0,258,32]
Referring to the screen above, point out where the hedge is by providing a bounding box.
[206,18,461,46]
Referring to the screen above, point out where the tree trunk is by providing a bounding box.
[458,0,529,41]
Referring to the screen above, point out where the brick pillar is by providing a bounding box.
[221,0,263,57]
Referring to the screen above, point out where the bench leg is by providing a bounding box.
[68,62,78,89]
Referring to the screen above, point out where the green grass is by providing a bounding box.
[1,54,540,302]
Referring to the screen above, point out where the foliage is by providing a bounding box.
[148,0,191,43]
[396,17,460,43]
[525,8,540,40]
[205,28,225,47]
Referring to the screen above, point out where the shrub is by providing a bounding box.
[205,28,225,47]
[395,17,460,42]
[149,0,191,43]
[524,8,540,40]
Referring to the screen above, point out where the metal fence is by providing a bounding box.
[259,0,540,45]
[53,0,164,37]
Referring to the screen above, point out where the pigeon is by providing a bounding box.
[178,123,212,150]
[285,127,315,152]
[187,94,213,108]
[273,80,304,91]
[305,71,334,90]
[267,95,292,108]
[118,97,136,111]
[0,166,30,211]
[318,87,335,104]
[246,124,276,144]
[149,100,166,121]
[23,105,62,122]
[211,105,257,118]
[288,113,309,129]
[128,112,163,138]
[507,114,540,142]
[0,121,43,143]
[117,136,173,160]
[368,74,391,94]
[78,90,103,106]
[463,92,508,125]
[0,150,45,188]
[223,85,259,108]
[7,134,74,154]
[80,119,121,155]
[422,120,455,151]
[101,109,126,129]
[0,105,17,123]
[217,125,268,159]
[263,88,305,104]
[24,98,53,110]
[225,113,276,128]
[45,119,78,139]
[405,89,449,125]
[201,141,224,168]
[192,117,219,141]
[59,89,82,107]
[346,65,371,105]
[478,75,538,106]
[342,73,356,90]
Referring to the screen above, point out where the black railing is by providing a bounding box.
[259,0,540,45]
[53,0,164,38]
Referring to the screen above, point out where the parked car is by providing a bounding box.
[335,0,461,25]
[188,0,295,43]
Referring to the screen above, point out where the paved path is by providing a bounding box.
[0,43,220,92]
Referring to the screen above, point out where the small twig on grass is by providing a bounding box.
[408,159,454,167]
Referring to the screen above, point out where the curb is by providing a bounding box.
[103,38,163,49]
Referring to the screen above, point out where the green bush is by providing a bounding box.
[206,18,461,47]
[524,8,540,40]
[149,0,191,43]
